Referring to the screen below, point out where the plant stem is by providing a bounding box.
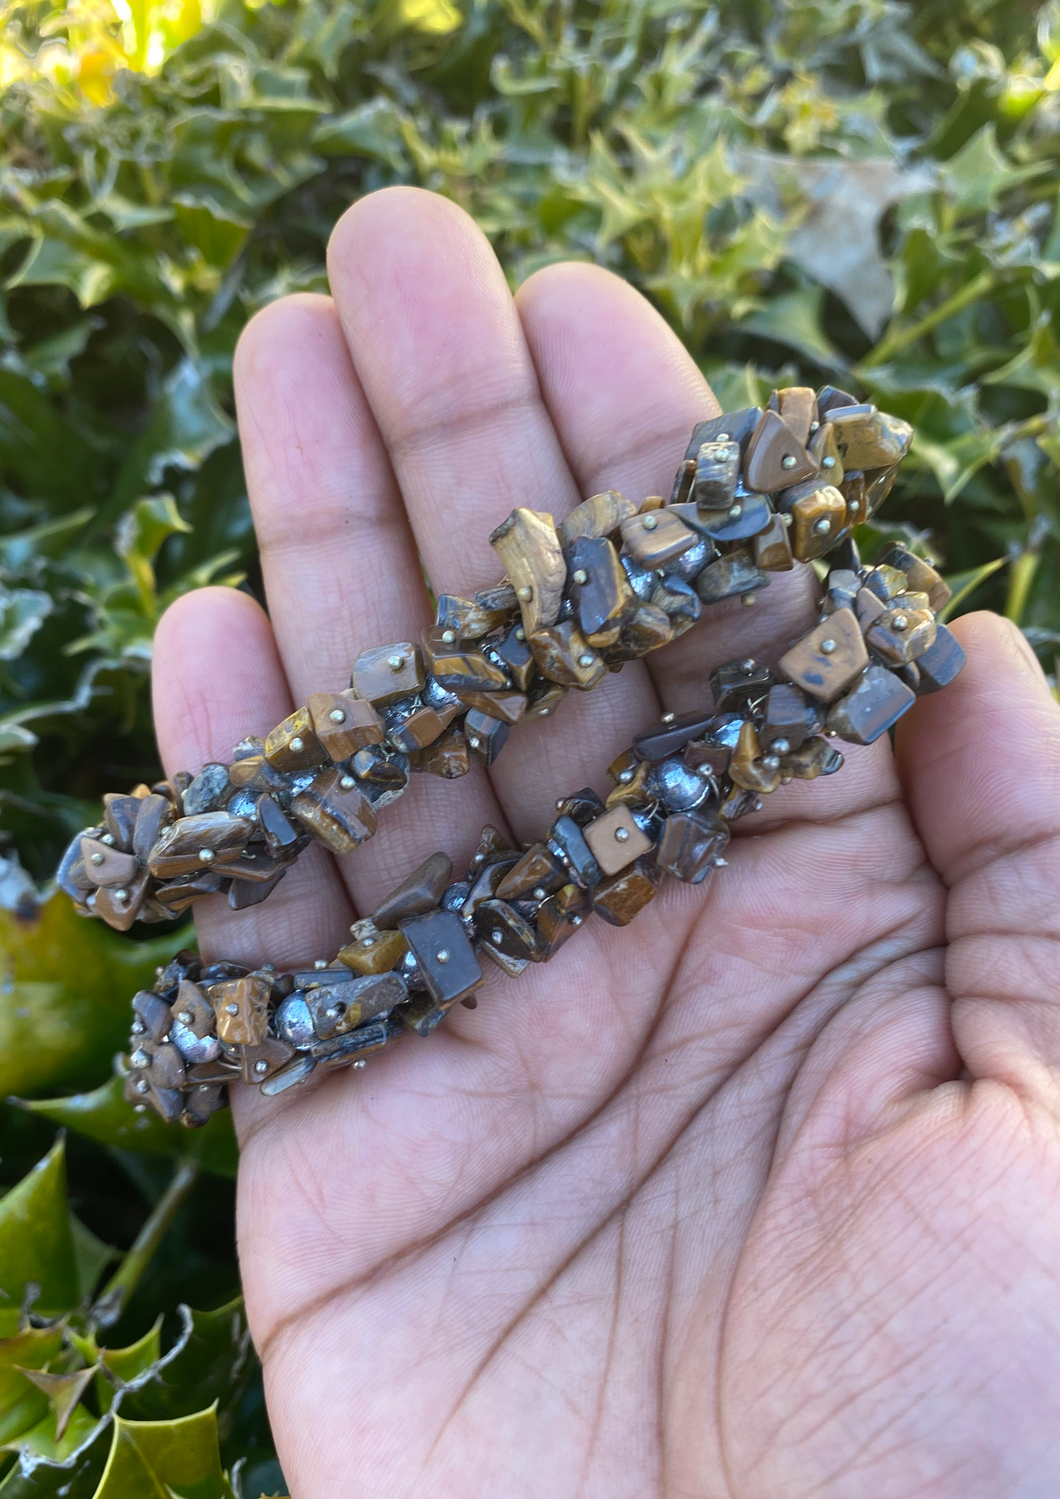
[859,270,999,368]
[92,1159,199,1328]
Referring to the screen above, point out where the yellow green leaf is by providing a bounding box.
[93,1406,235,1499]
[0,1140,77,1317]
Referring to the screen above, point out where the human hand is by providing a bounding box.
[154,187,1060,1498]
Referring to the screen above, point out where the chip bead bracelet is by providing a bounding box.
[54,385,967,1127]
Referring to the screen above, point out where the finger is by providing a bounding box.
[152,586,353,968]
[894,611,1060,1087]
[233,291,504,897]
[516,261,820,712]
[325,188,657,831]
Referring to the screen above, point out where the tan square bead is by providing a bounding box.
[789,484,847,562]
[338,924,409,976]
[307,691,384,760]
[583,804,654,876]
[619,508,698,569]
[209,975,270,1046]
[265,706,327,772]
[752,513,794,571]
[777,386,816,445]
[489,507,567,637]
[351,643,424,706]
[778,608,869,702]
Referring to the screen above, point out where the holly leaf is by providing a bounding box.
[0,890,188,1099]
[0,1139,77,1318]
[93,1407,235,1499]
[0,1415,111,1498]
[20,1073,238,1179]
[119,1300,251,1426]
[0,1326,65,1446]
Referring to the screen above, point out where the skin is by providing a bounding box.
[154,187,1060,1499]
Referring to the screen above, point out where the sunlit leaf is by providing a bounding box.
[94,1406,235,1499]
[0,1140,77,1317]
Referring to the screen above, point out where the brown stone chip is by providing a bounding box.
[490,507,567,637]
[778,609,869,702]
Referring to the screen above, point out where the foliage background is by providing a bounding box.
[0,0,1058,1492]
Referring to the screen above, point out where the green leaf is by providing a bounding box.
[0,890,188,1099]
[120,1299,251,1425]
[6,1369,97,1447]
[0,588,52,660]
[70,1215,116,1302]
[21,1073,238,1179]
[0,1326,64,1445]
[93,1318,164,1411]
[115,495,193,611]
[737,286,843,369]
[939,556,1009,621]
[172,199,251,272]
[0,1140,77,1317]
[108,359,234,517]
[94,1407,235,1499]
[0,1415,111,1498]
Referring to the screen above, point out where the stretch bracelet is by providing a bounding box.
[55,387,966,1126]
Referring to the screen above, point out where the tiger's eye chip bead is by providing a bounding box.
[60,389,967,1121]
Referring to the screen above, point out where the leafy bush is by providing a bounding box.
[1,0,1058,1492]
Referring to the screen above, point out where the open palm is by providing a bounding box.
[154,188,1060,1499]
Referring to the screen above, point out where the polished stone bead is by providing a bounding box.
[339,921,409,976]
[228,866,284,911]
[729,721,782,794]
[824,567,861,614]
[762,683,809,750]
[693,440,740,511]
[156,950,202,995]
[265,707,328,772]
[670,457,695,505]
[583,803,654,875]
[648,757,712,811]
[559,489,638,545]
[145,1082,184,1124]
[171,978,214,1039]
[619,508,698,569]
[872,542,952,611]
[182,1081,227,1124]
[227,755,277,791]
[840,470,867,526]
[373,851,453,930]
[132,988,172,1043]
[633,709,715,761]
[435,592,509,639]
[421,676,464,714]
[605,761,653,808]
[256,794,301,856]
[291,769,377,856]
[464,708,511,765]
[683,407,762,459]
[591,858,659,927]
[826,663,916,744]
[529,621,607,690]
[864,464,899,518]
[171,770,193,813]
[621,553,659,603]
[496,843,566,900]
[400,909,483,1006]
[788,484,847,561]
[135,1039,185,1090]
[409,725,471,778]
[682,734,734,778]
[103,793,141,849]
[240,1036,297,1083]
[259,1054,316,1095]
[351,748,409,798]
[153,870,226,914]
[132,793,174,861]
[536,882,591,958]
[397,996,450,1036]
[566,534,637,641]
[807,418,844,483]
[555,787,606,825]
[423,631,511,693]
[475,580,520,614]
[744,410,817,492]
[307,690,384,760]
[183,763,230,816]
[777,386,817,446]
[523,680,567,721]
[672,493,774,544]
[694,548,768,603]
[146,811,254,880]
[55,837,95,900]
[856,585,887,628]
[665,536,712,584]
[913,622,967,693]
[614,603,674,658]
[492,622,536,692]
[786,737,844,779]
[352,642,425,706]
[550,813,602,888]
[719,785,762,820]
[864,564,909,603]
[816,385,859,416]
[224,844,287,884]
[208,974,271,1045]
[829,405,913,469]
[387,704,454,753]
[473,898,539,961]
[779,608,869,702]
[490,507,567,637]
[79,836,138,888]
[94,871,150,930]
[865,606,937,666]
[656,809,729,883]
[650,574,700,633]
[312,1017,399,1067]
[464,853,520,916]
[306,972,407,1038]
[753,513,795,571]
[710,659,772,713]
